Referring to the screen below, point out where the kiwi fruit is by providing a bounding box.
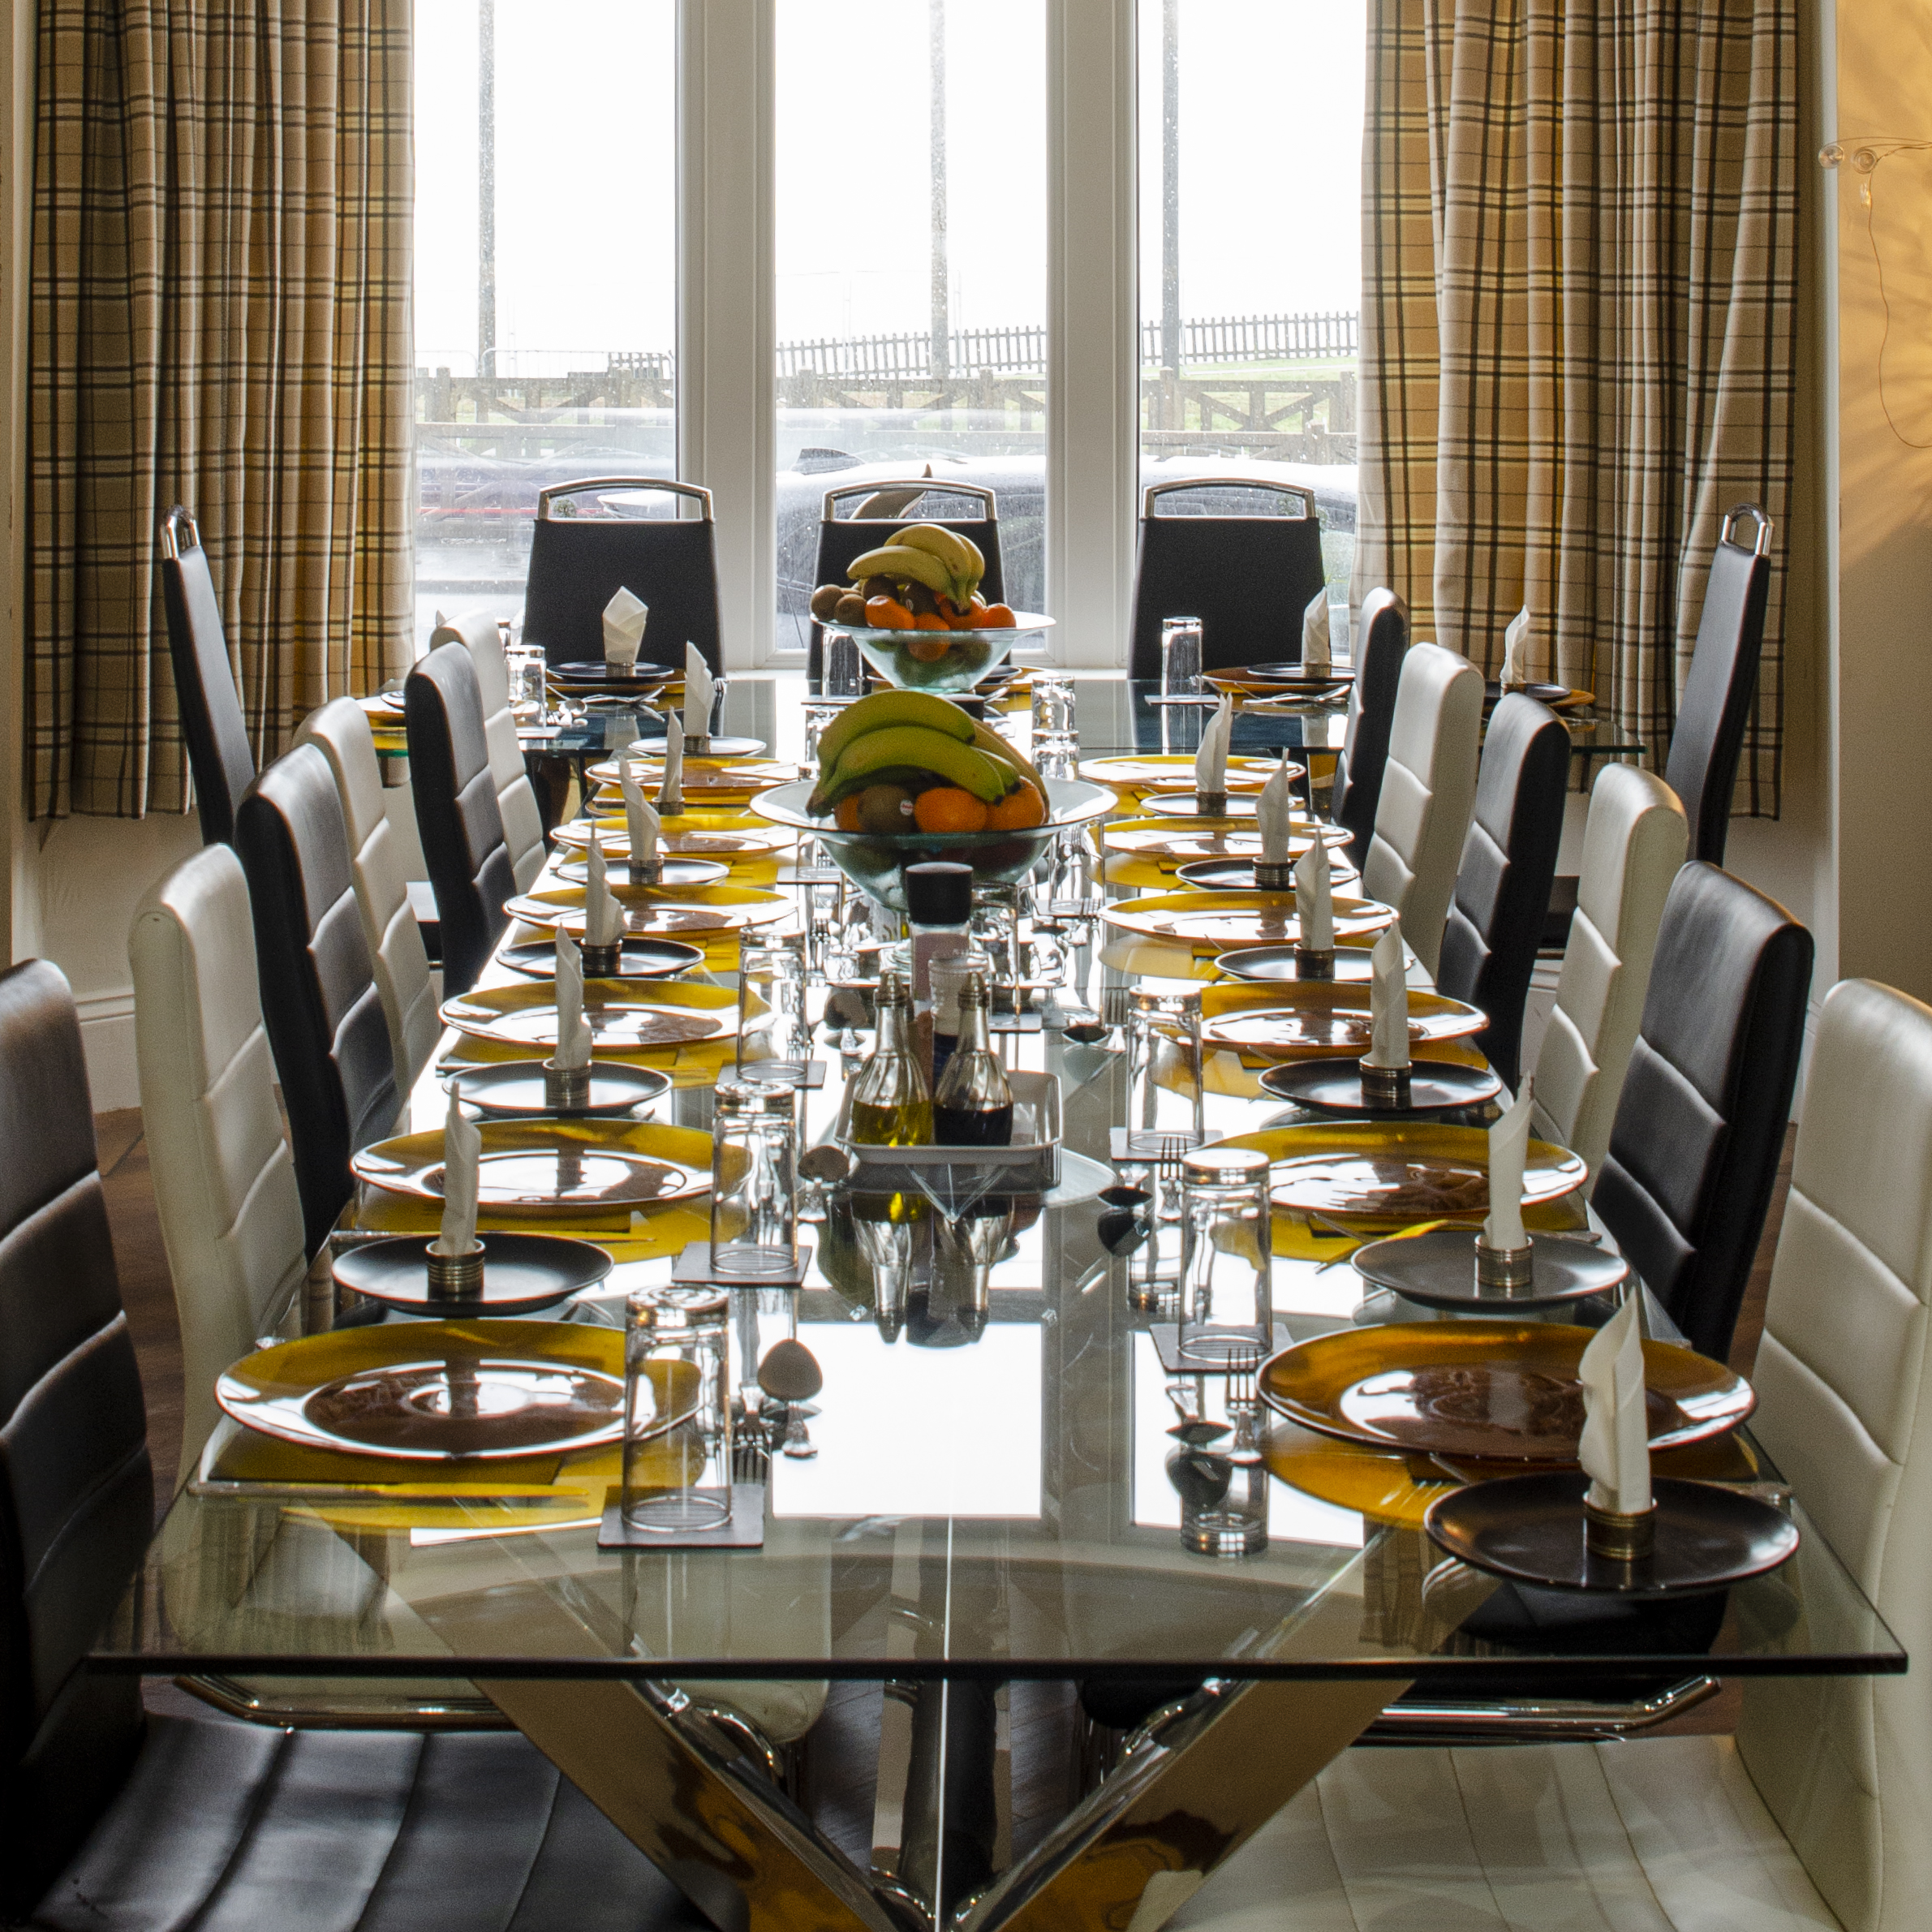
[902,580,939,617]
[810,583,844,621]
[855,783,916,834]
[834,592,867,625]
[862,574,897,603]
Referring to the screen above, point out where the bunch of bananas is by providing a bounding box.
[806,690,1049,836]
[808,524,1011,635]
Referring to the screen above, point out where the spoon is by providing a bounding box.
[757,1337,824,1403]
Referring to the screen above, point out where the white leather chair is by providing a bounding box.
[1360,641,1483,979]
[1169,976,1932,1932]
[1530,763,1687,1180]
[430,610,546,893]
[130,846,307,1474]
[295,697,441,1091]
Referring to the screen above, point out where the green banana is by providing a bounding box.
[824,725,1014,805]
[815,688,975,772]
[893,524,984,605]
[967,717,1047,794]
[844,544,953,599]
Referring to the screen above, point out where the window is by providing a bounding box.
[773,0,1048,651]
[412,0,678,648]
[1136,0,1365,622]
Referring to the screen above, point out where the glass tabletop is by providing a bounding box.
[97,677,1870,1686]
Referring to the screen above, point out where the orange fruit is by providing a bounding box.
[911,611,949,630]
[913,787,990,834]
[833,795,864,831]
[984,782,1047,830]
[978,604,1017,628]
[906,635,951,662]
[867,596,914,630]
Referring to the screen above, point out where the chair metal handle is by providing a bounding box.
[157,504,201,560]
[1142,475,1317,519]
[536,477,714,521]
[821,477,996,520]
[1719,502,1773,556]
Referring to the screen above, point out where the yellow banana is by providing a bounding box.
[893,524,984,604]
[845,544,953,598]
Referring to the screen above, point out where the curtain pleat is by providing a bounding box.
[1353,0,1796,815]
[29,0,413,820]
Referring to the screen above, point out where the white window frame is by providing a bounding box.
[674,0,1138,670]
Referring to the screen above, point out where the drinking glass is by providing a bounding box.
[1160,617,1203,697]
[1123,986,1206,1160]
[737,932,811,1081]
[1175,1145,1273,1366]
[709,1082,798,1279]
[622,1288,733,1532]
[823,629,864,698]
[505,643,547,722]
[1031,673,1076,747]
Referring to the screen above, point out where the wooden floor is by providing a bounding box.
[97,1108,1793,1758]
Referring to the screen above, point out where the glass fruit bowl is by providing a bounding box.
[750,777,1113,913]
[840,613,1054,695]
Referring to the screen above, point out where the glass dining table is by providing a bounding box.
[99,671,1887,1932]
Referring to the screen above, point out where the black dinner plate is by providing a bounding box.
[445,1059,673,1118]
[1351,1227,1628,1311]
[1228,660,1358,687]
[1177,857,1361,892]
[497,937,704,980]
[1426,1473,1800,1598]
[1484,681,1572,706]
[553,855,729,889]
[1257,1057,1501,1117]
[1215,944,1377,983]
[547,660,677,689]
[332,1231,613,1316]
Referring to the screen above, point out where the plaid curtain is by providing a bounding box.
[29,0,414,820]
[1353,0,1797,815]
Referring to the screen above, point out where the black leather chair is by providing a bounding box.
[1593,861,1812,1361]
[807,480,1005,680]
[1663,504,1774,867]
[235,745,400,1255]
[1327,587,1408,871]
[0,961,711,1932]
[1126,478,1327,680]
[521,477,723,674]
[159,506,256,846]
[405,642,516,999]
[1435,694,1572,1091]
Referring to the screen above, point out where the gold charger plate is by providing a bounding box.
[551,819,792,858]
[504,882,790,937]
[1201,985,1484,1055]
[215,1319,637,1461]
[1211,1121,1586,1219]
[584,757,802,790]
[439,979,738,1051]
[1102,889,1395,949]
[352,1117,712,1215]
[1258,1320,1754,1464]
[1078,754,1296,793]
[1104,821,1351,861]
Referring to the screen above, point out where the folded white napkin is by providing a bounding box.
[603,587,648,673]
[1363,920,1409,1069]
[1578,1294,1652,1516]
[1501,605,1530,688]
[553,928,593,1070]
[584,827,625,949]
[682,643,714,740]
[1302,590,1332,676]
[655,712,685,813]
[1194,695,1233,796]
[1482,1077,1536,1251]
[1294,831,1333,950]
[621,758,660,867]
[434,1088,482,1254]
[1257,754,1297,868]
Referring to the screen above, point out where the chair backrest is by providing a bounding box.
[296,699,441,1091]
[1359,642,1483,979]
[236,746,401,1255]
[1592,861,1810,1359]
[1530,763,1686,1180]
[429,611,546,892]
[158,507,256,846]
[520,477,722,674]
[0,961,150,1913]
[1127,480,1328,679]
[131,846,307,1468]
[1329,587,1408,871]
[1435,694,1572,1091]
[405,643,514,998]
[1662,505,1772,866]
[809,482,1005,679]
[1736,977,1932,1932]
